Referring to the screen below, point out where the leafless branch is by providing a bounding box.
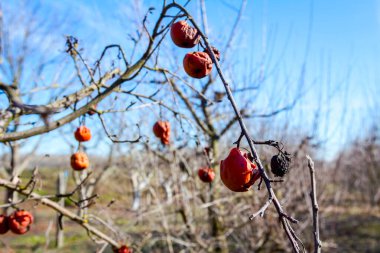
[249,198,272,220]
[0,177,120,248]
[306,155,322,253]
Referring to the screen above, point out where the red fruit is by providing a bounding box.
[183,52,213,78]
[113,245,132,253]
[204,46,221,61]
[220,148,260,192]
[74,126,92,142]
[0,215,9,234]
[198,167,215,183]
[8,210,33,235]
[70,152,89,171]
[87,104,97,116]
[153,121,170,145]
[170,20,200,48]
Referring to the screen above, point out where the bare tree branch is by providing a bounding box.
[0,177,120,248]
[306,155,322,253]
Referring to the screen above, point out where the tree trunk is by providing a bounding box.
[5,143,20,210]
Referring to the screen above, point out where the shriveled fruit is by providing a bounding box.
[8,210,33,235]
[113,245,132,253]
[74,126,92,142]
[198,167,215,183]
[204,46,221,61]
[220,148,260,192]
[271,152,291,177]
[153,121,170,145]
[170,20,200,48]
[87,104,97,116]
[70,152,89,171]
[183,52,213,79]
[0,215,9,234]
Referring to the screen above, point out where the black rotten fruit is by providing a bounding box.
[270,152,291,177]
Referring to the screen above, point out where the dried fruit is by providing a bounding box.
[220,148,260,192]
[204,46,221,61]
[170,20,200,48]
[87,104,97,116]
[153,121,170,145]
[113,245,132,253]
[0,215,9,234]
[198,167,215,183]
[270,152,291,177]
[74,126,92,142]
[183,52,213,79]
[8,210,33,235]
[70,152,89,171]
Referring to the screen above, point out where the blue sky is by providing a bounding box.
[1,0,379,159]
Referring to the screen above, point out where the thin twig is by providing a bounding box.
[249,198,272,220]
[306,155,322,253]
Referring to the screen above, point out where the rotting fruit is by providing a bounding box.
[198,167,215,183]
[0,214,9,234]
[204,46,221,61]
[183,52,213,79]
[70,152,89,171]
[113,245,132,253]
[153,121,170,145]
[74,126,92,142]
[170,20,200,48]
[271,152,291,177]
[220,147,261,192]
[8,210,33,235]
